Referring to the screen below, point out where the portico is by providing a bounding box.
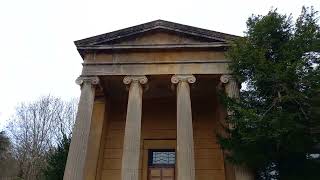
[64,20,253,180]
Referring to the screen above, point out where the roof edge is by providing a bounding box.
[74,20,240,46]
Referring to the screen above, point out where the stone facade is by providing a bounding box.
[64,20,252,180]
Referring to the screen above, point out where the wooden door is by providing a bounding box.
[148,150,176,180]
[148,167,175,180]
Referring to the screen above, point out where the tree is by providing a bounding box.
[43,134,71,180]
[7,96,77,180]
[0,131,12,175]
[0,131,18,179]
[218,7,320,180]
[0,131,10,160]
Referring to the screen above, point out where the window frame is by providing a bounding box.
[148,149,176,167]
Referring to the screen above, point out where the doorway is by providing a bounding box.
[148,150,175,180]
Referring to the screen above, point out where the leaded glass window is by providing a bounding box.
[149,150,176,166]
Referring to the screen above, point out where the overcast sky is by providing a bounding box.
[0,0,319,129]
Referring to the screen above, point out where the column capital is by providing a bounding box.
[171,74,196,84]
[76,76,100,86]
[220,74,236,84]
[123,75,148,85]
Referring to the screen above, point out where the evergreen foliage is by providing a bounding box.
[43,134,71,180]
[0,131,18,179]
[219,7,320,180]
[0,131,10,158]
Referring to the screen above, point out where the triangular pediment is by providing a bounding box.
[94,29,221,45]
[75,20,238,47]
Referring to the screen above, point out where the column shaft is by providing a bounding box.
[64,76,99,180]
[172,75,196,180]
[234,166,254,180]
[121,76,147,180]
[225,79,239,99]
[220,75,254,180]
[84,98,106,179]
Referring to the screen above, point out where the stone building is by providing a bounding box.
[63,20,253,180]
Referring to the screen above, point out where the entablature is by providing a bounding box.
[81,60,231,76]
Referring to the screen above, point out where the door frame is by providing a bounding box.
[142,140,176,180]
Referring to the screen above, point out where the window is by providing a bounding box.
[148,150,176,166]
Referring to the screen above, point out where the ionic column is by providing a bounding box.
[121,75,148,180]
[171,74,196,180]
[220,75,254,180]
[220,75,239,100]
[64,76,100,180]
